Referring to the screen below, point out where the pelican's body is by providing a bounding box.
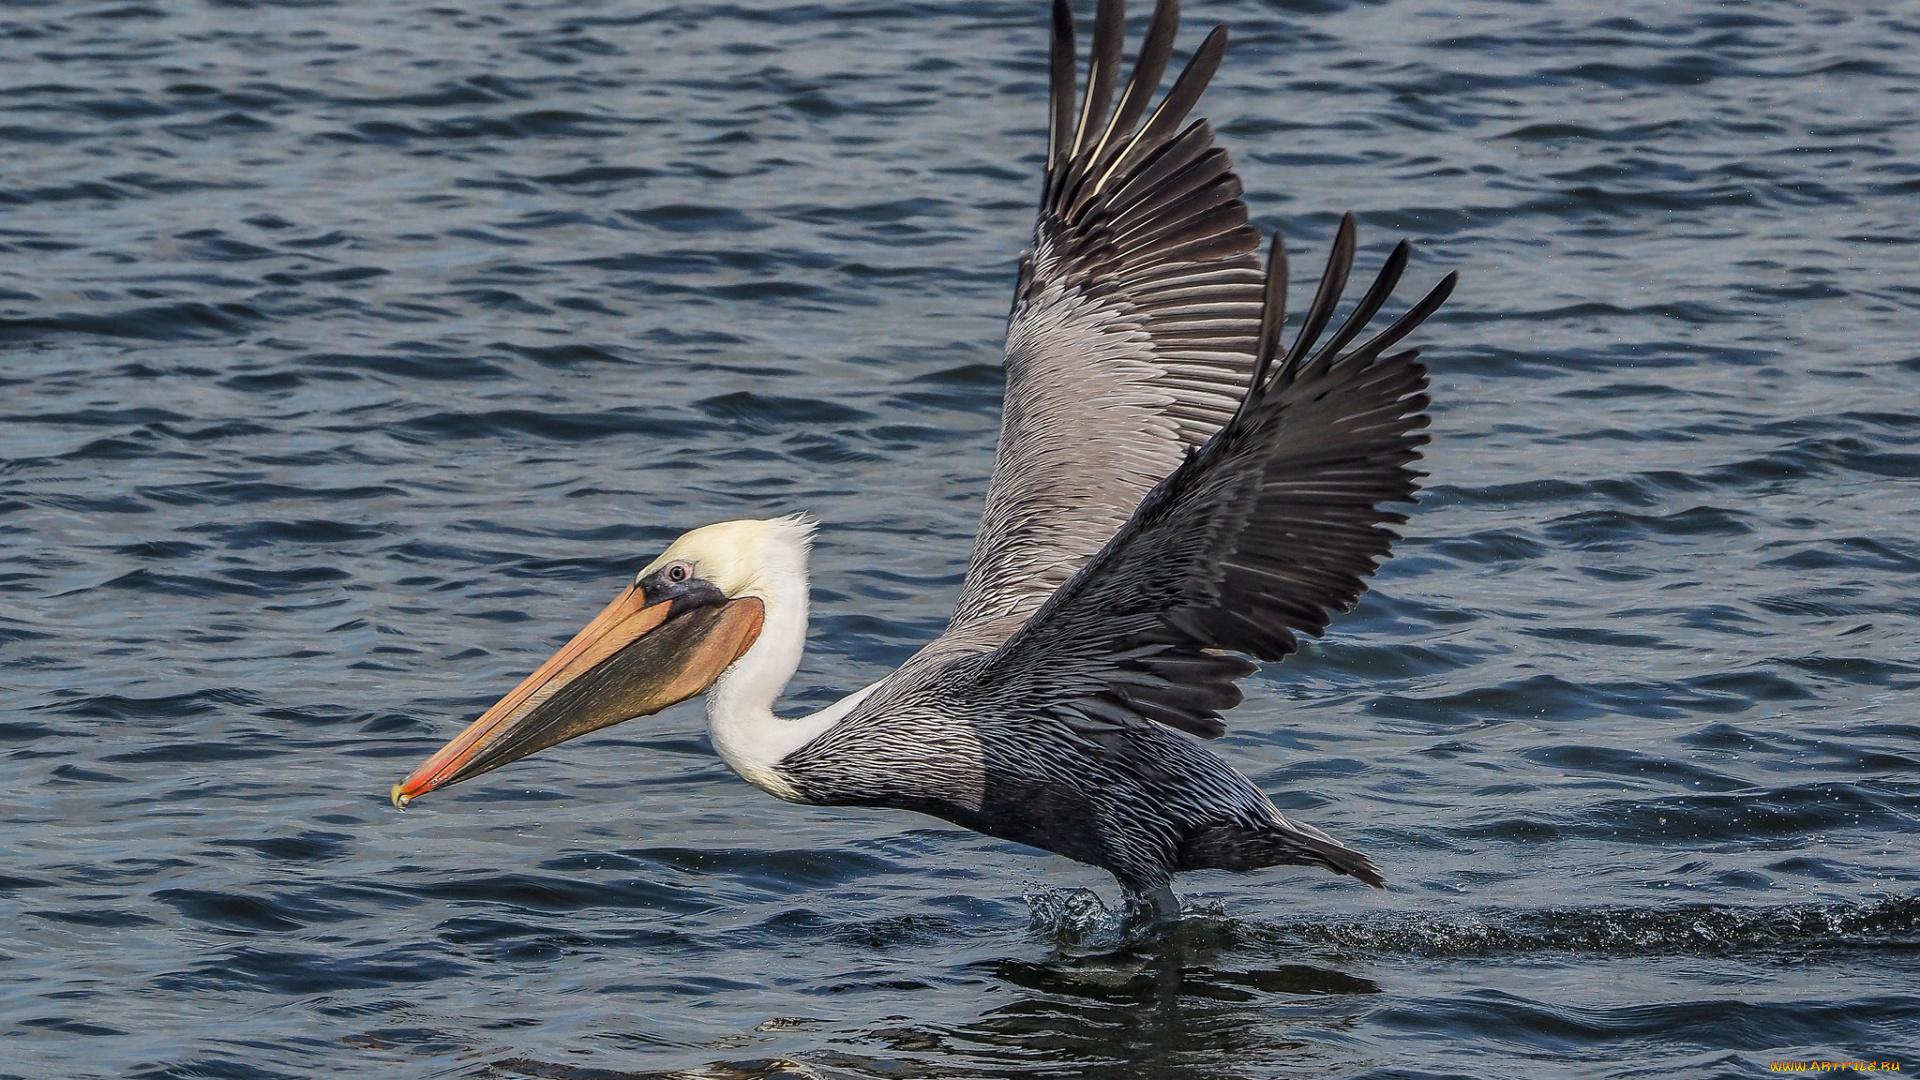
[393,0,1454,919]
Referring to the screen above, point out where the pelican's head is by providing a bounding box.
[390,515,814,807]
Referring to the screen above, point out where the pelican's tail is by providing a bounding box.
[1178,816,1386,889]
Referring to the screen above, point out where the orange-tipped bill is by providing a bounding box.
[391,586,764,807]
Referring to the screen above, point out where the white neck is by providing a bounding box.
[703,531,860,801]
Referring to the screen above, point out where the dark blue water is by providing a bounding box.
[3,1,1918,1076]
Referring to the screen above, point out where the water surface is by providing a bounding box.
[2,0,1918,1077]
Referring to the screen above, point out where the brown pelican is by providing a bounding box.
[392,0,1454,921]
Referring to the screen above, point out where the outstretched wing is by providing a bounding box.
[862,218,1456,740]
[946,0,1267,641]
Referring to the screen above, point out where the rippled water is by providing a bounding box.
[4,0,1918,1076]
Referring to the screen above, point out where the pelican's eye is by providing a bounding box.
[665,560,692,584]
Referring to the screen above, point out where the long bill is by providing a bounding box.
[391,586,764,807]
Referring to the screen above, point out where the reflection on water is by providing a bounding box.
[489,933,1385,1080]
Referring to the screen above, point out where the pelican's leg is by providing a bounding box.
[1122,884,1182,927]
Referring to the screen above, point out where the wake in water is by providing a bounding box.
[1025,889,1920,959]
[1251,895,1920,959]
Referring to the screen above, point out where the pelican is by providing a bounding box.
[391,0,1455,921]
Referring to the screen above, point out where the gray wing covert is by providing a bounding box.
[863,219,1455,744]
[945,0,1267,640]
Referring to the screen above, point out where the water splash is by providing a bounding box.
[1022,886,1142,951]
[1021,886,1241,952]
